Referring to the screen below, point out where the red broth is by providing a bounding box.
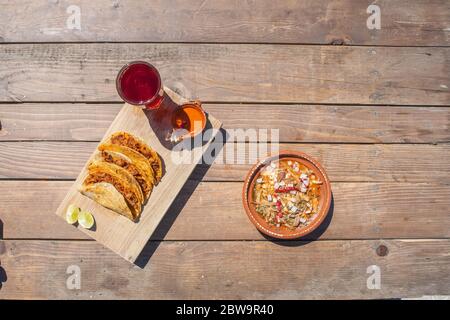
[117,62,162,108]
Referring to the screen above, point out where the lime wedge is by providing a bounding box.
[66,204,80,224]
[78,210,95,229]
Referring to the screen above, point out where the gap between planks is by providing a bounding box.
[1,101,450,107]
[2,238,450,242]
[1,42,450,48]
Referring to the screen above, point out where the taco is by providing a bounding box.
[108,131,163,183]
[81,160,143,220]
[97,143,155,201]
[79,182,135,221]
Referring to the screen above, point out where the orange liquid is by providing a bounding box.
[171,105,205,135]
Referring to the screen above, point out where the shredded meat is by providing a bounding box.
[110,133,162,183]
[101,151,150,196]
[84,172,140,211]
[111,135,153,161]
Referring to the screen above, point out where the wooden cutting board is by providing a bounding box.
[55,87,222,263]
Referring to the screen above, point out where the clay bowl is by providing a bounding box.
[242,150,332,239]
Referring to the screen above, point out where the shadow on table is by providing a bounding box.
[143,90,213,152]
[143,91,181,150]
[0,219,7,290]
[260,193,335,247]
[134,127,227,269]
[0,264,6,290]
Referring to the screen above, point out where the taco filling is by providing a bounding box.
[101,151,152,197]
[97,143,155,201]
[109,131,162,183]
[80,182,135,221]
[78,131,164,222]
[84,171,141,217]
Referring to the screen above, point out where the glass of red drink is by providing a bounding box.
[116,61,164,109]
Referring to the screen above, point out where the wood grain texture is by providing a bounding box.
[0,0,448,301]
[1,181,449,240]
[0,103,121,141]
[0,44,448,105]
[0,0,449,46]
[1,103,450,143]
[0,142,448,182]
[0,239,448,299]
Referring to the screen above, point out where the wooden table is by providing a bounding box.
[0,0,449,299]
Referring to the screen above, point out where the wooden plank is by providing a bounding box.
[0,239,448,299]
[54,91,222,263]
[0,0,448,46]
[0,142,448,182]
[1,181,449,240]
[0,44,448,105]
[1,103,450,143]
[0,103,121,141]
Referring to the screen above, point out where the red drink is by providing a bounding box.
[116,61,164,109]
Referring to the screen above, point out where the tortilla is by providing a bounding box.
[79,182,135,221]
[83,160,143,220]
[97,143,155,201]
[108,131,163,183]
